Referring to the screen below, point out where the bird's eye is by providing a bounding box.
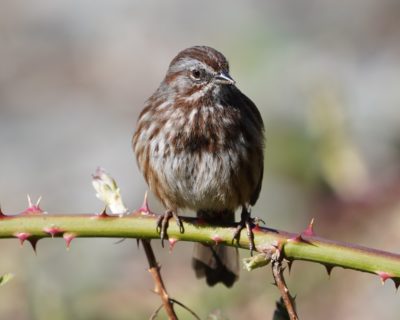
[190,69,202,80]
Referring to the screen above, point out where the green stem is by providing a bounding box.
[0,211,399,286]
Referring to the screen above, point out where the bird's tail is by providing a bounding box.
[192,210,239,287]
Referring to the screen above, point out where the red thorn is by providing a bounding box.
[303,218,315,237]
[287,233,313,244]
[211,234,223,245]
[43,226,63,238]
[376,271,393,285]
[138,191,155,215]
[288,234,313,244]
[168,238,178,253]
[252,218,265,232]
[14,232,31,246]
[325,265,334,276]
[28,238,39,254]
[63,233,76,250]
[287,234,303,243]
[287,219,315,243]
[22,195,44,215]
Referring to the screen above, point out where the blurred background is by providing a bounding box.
[1,0,400,319]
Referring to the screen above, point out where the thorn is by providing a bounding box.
[43,226,63,238]
[14,232,31,246]
[325,265,334,277]
[287,234,312,244]
[91,206,109,219]
[287,260,293,273]
[100,206,108,217]
[287,234,303,243]
[22,195,44,215]
[252,217,266,231]
[211,234,223,245]
[303,218,315,237]
[27,194,33,207]
[0,205,5,218]
[36,196,42,207]
[376,271,393,285]
[287,219,315,244]
[393,278,400,290]
[28,238,39,254]
[168,238,178,253]
[138,191,155,215]
[63,233,76,250]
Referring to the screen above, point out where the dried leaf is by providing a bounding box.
[92,167,127,215]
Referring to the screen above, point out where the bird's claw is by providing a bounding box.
[232,207,261,256]
[156,210,184,247]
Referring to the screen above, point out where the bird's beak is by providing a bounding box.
[214,71,236,85]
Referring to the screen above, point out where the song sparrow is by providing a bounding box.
[132,46,264,287]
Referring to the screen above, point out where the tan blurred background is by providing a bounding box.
[1,1,400,319]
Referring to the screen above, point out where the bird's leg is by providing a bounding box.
[233,207,263,256]
[156,210,184,247]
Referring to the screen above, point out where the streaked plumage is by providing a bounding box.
[133,46,264,287]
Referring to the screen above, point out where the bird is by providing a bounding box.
[132,46,265,287]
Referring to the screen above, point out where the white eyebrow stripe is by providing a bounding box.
[170,58,216,75]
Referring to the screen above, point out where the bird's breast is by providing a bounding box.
[134,103,261,212]
[148,125,252,210]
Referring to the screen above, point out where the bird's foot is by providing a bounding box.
[156,210,184,247]
[232,207,264,256]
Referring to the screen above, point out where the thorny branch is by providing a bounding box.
[142,240,200,320]
[141,239,178,320]
[1,210,400,288]
[271,248,299,320]
[2,183,400,319]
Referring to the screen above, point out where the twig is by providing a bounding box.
[149,304,163,320]
[272,257,298,320]
[170,299,200,320]
[141,239,178,320]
